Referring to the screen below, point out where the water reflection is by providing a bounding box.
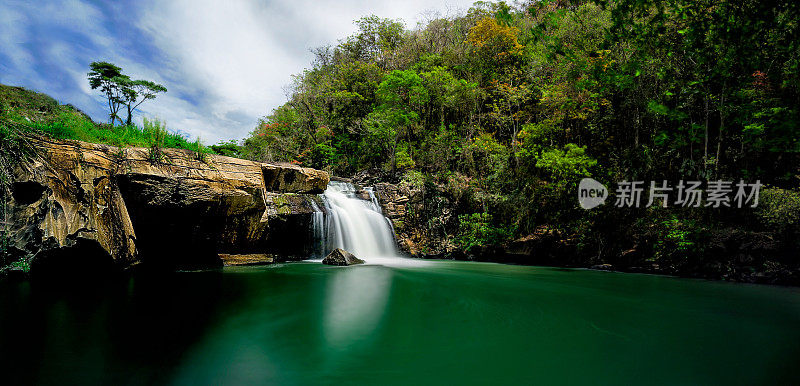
[4,263,799,385]
[323,266,393,349]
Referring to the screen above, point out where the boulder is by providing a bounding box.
[322,248,364,266]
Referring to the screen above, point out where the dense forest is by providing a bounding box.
[228,0,800,278]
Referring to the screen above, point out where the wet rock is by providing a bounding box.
[219,253,275,266]
[373,181,454,257]
[501,226,579,266]
[354,189,371,200]
[322,248,364,266]
[591,264,614,271]
[261,164,328,194]
[330,176,353,183]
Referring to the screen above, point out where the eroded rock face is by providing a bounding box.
[4,140,138,275]
[374,182,457,258]
[322,248,364,266]
[3,135,329,274]
[262,164,327,194]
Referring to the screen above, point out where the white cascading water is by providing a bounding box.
[312,181,398,261]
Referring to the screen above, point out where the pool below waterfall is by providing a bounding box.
[2,260,799,385]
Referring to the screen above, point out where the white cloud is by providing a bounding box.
[0,6,33,71]
[137,0,475,144]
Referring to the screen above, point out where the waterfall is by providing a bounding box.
[311,181,399,261]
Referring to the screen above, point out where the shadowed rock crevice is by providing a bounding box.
[117,174,224,269]
[10,181,46,205]
[30,238,114,276]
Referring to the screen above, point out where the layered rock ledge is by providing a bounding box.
[3,135,329,274]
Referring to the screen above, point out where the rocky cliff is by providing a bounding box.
[373,181,458,258]
[2,135,328,274]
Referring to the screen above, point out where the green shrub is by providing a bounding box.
[644,211,707,264]
[454,212,515,252]
[146,146,163,164]
[9,258,31,272]
[300,143,337,169]
[210,140,242,157]
[185,137,213,162]
[395,149,415,170]
[401,170,425,188]
[464,133,508,181]
[143,117,168,147]
[534,143,597,189]
[757,188,800,235]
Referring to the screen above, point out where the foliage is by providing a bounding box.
[465,133,507,182]
[366,69,429,173]
[339,16,405,68]
[210,140,243,158]
[395,148,415,171]
[652,215,703,262]
[120,79,167,126]
[454,212,514,252]
[534,144,597,188]
[757,188,800,235]
[299,143,337,170]
[466,16,524,71]
[8,258,31,273]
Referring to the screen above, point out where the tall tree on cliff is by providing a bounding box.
[87,61,127,126]
[87,62,167,126]
[121,79,167,126]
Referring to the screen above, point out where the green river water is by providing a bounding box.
[2,260,799,385]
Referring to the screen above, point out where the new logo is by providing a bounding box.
[578,178,608,209]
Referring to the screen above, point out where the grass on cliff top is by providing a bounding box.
[0,84,212,154]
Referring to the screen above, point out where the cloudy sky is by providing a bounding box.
[0,0,476,144]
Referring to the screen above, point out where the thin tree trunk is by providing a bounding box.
[715,91,725,178]
[635,107,639,147]
[704,96,709,176]
[391,140,397,176]
[107,96,115,126]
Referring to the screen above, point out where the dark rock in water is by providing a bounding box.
[591,264,614,271]
[322,248,364,266]
[5,266,28,281]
